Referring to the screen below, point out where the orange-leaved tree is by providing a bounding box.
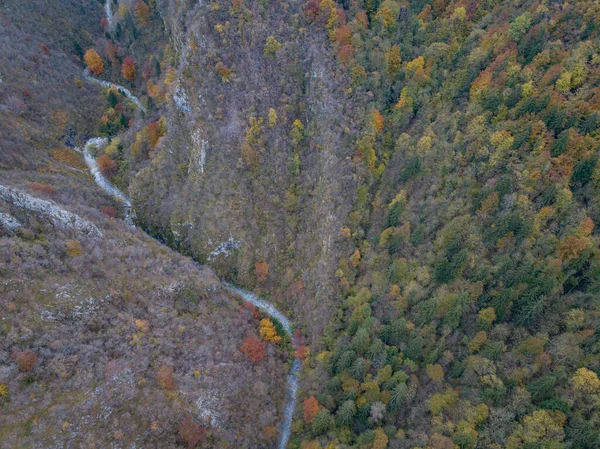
[84,49,104,75]
[303,396,320,423]
[121,56,136,81]
[97,153,116,177]
[255,261,268,282]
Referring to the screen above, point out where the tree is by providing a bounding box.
[156,365,175,390]
[268,108,277,127]
[84,49,104,75]
[65,239,84,256]
[14,350,37,372]
[508,12,532,41]
[240,336,265,363]
[215,62,233,82]
[426,363,445,385]
[264,36,282,57]
[506,410,566,449]
[386,45,402,78]
[406,56,425,74]
[304,396,321,423]
[295,345,310,360]
[311,409,334,434]
[97,153,116,177]
[571,368,600,394]
[372,427,388,449]
[255,261,268,282]
[429,389,458,415]
[178,416,206,448]
[134,1,150,26]
[290,120,305,144]
[336,400,356,426]
[121,56,136,81]
[6,95,25,115]
[259,318,281,343]
[372,110,385,134]
[376,1,400,30]
[468,331,488,353]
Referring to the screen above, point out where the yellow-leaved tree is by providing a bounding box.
[259,318,281,343]
[84,49,104,75]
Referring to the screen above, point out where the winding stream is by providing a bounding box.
[81,77,299,449]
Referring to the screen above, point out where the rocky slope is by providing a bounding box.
[131,0,361,342]
[0,1,290,447]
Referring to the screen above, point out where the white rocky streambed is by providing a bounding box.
[81,76,300,449]
[104,0,113,30]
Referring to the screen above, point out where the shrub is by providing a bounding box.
[65,240,84,256]
[255,261,269,282]
[178,416,206,448]
[101,206,117,218]
[14,350,37,372]
[27,183,54,195]
[156,365,175,390]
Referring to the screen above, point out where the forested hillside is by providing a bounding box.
[2,0,600,448]
[1,2,287,448]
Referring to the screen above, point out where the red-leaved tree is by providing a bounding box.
[240,336,265,363]
[178,416,206,448]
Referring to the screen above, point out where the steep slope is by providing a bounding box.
[130,0,362,342]
[0,1,291,447]
[119,0,600,448]
[0,187,286,448]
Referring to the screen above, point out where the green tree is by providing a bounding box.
[263,36,282,58]
[312,409,334,434]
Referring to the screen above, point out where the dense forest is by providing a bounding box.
[2,0,600,448]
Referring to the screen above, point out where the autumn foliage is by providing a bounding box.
[101,206,117,218]
[156,365,175,390]
[134,1,150,26]
[259,318,281,343]
[97,153,117,177]
[177,416,206,448]
[84,49,104,75]
[255,261,269,282]
[28,182,54,195]
[295,345,310,360]
[240,336,265,363]
[121,56,136,81]
[13,350,37,372]
[303,396,320,423]
[65,239,84,256]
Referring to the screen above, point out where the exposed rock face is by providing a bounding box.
[0,184,102,238]
[131,0,363,340]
